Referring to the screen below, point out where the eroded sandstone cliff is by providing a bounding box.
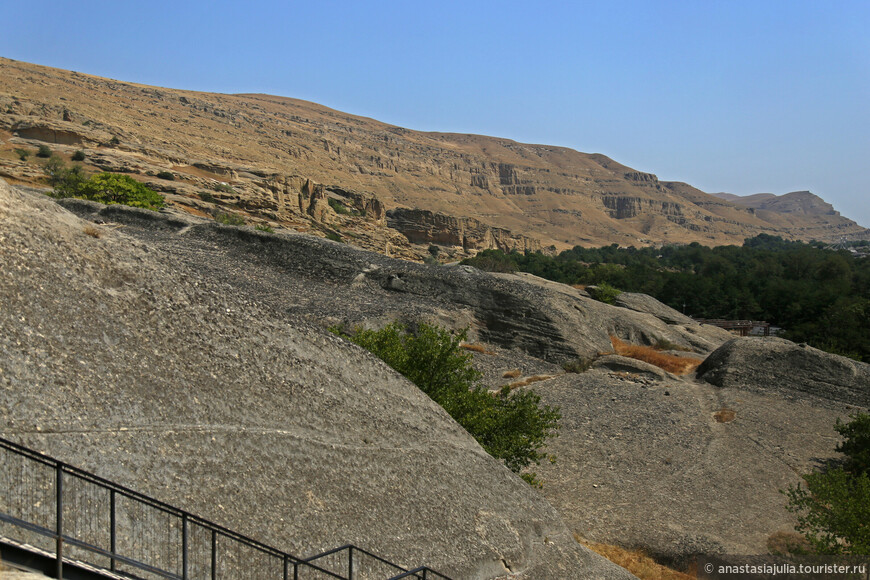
[1,56,867,254]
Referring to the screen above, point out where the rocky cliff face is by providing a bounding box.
[386,208,547,253]
[1,57,867,253]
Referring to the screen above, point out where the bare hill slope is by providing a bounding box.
[1,57,867,255]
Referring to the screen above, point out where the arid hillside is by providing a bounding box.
[1,56,867,256]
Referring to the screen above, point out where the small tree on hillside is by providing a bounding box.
[784,413,870,554]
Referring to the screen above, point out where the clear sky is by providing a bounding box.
[3,0,868,227]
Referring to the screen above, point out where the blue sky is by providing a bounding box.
[4,0,868,227]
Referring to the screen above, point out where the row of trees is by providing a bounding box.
[462,235,870,361]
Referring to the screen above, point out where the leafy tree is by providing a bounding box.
[588,282,621,305]
[43,155,87,197]
[43,159,164,211]
[75,173,165,211]
[36,144,52,158]
[333,322,561,483]
[784,413,870,554]
[71,150,86,161]
[836,412,870,477]
[463,249,518,273]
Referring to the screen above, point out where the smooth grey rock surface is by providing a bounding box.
[12,181,864,570]
[54,197,732,365]
[0,181,634,580]
[529,368,855,567]
[591,355,669,379]
[698,337,870,408]
[614,292,696,326]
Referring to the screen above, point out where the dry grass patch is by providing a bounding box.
[83,224,101,238]
[575,535,696,580]
[713,408,736,423]
[610,336,701,375]
[506,374,556,389]
[502,369,522,379]
[459,342,495,355]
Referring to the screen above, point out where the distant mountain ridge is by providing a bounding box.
[711,191,840,216]
[1,56,867,254]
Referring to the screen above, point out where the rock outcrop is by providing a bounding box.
[614,292,696,326]
[0,180,634,580]
[387,208,546,253]
[697,337,870,408]
[55,196,730,364]
[527,367,853,567]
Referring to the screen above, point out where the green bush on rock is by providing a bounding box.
[76,173,166,210]
[44,158,165,211]
[332,322,561,484]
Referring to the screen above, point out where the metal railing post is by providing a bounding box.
[182,513,189,580]
[55,464,63,580]
[348,545,354,579]
[211,528,217,580]
[110,489,117,572]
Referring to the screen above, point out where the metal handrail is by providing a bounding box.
[0,437,451,579]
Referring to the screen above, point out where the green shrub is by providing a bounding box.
[461,249,519,273]
[199,191,217,203]
[75,173,165,210]
[71,150,86,161]
[333,322,561,481]
[14,148,30,161]
[835,412,870,477]
[784,469,870,555]
[214,212,245,226]
[108,136,120,146]
[255,224,274,233]
[44,161,164,211]
[325,231,343,243]
[588,282,621,305]
[561,357,593,373]
[156,171,175,180]
[327,197,363,217]
[783,413,870,554]
[36,144,52,158]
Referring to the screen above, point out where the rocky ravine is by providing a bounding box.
[2,180,868,573]
[1,56,868,255]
